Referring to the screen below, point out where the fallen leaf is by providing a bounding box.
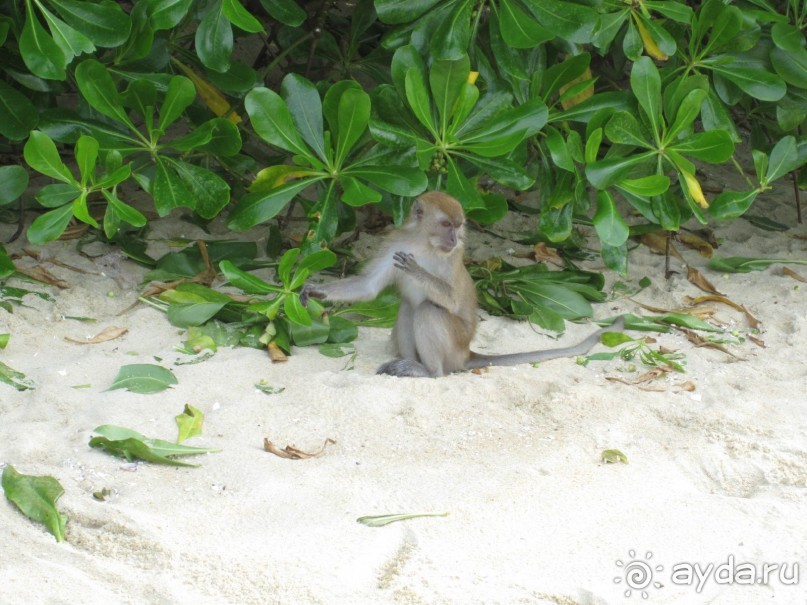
[684,295,759,329]
[175,404,205,443]
[675,381,696,392]
[639,233,685,262]
[65,326,128,345]
[606,365,673,385]
[676,232,714,258]
[687,266,723,295]
[263,437,336,460]
[601,449,629,464]
[532,243,564,267]
[638,385,668,392]
[682,329,744,359]
[748,335,766,348]
[783,267,806,283]
[357,512,449,527]
[268,342,287,363]
[14,266,69,288]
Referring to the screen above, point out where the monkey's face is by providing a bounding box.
[430,215,464,253]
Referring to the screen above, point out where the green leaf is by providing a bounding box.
[153,158,192,216]
[707,189,758,220]
[227,176,325,231]
[27,203,75,245]
[770,22,805,52]
[158,76,195,132]
[0,360,36,391]
[657,313,721,332]
[74,60,135,129]
[284,294,311,326]
[405,66,436,134]
[518,282,593,320]
[499,0,552,47]
[89,437,195,466]
[357,512,448,527]
[630,57,661,142]
[277,248,300,286]
[222,0,264,32]
[764,136,800,184]
[106,363,178,394]
[544,126,575,172]
[604,111,651,147]
[75,134,98,186]
[196,0,232,72]
[593,191,629,247]
[20,2,67,80]
[175,404,205,443]
[670,130,734,163]
[0,80,39,140]
[430,55,470,133]
[167,159,230,219]
[461,98,548,143]
[345,166,427,196]
[336,88,371,166]
[600,241,628,275]
[24,131,74,184]
[666,88,707,142]
[43,3,96,63]
[147,0,193,30]
[585,151,656,189]
[342,176,382,206]
[219,260,279,294]
[0,166,30,205]
[707,256,807,274]
[103,191,147,229]
[710,65,786,102]
[523,0,597,43]
[258,0,304,25]
[2,466,67,542]
[48,0,131,47]
[617,175,670,197]
[245,87,313,159]
[282,74,327,164]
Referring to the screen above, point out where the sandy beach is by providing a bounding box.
[1,178,806,604]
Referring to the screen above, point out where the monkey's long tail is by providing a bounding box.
[465,316,625,370]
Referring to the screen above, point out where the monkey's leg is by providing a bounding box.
[393,300,417,360]
[412,303,467,377]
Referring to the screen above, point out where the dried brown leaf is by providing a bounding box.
[684,295,759,329]
[676,232,714,258]
[687,266,723,295]
[268,342,288,363]
[263,437,336,460]
[638,385,667,392]
[14,266,69,288]
[532,243,564,267]
[639,233,685,262]
[605,366,673,386]
[748,335,766,348]
[675,381,696,392]
[783,267,806,283]
[682,329,743,359]
[65,326,128,345]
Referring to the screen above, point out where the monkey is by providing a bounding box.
[300,191,623,377]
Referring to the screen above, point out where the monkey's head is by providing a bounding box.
[410,192,466,254]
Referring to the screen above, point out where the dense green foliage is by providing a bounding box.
[1,0,806,270]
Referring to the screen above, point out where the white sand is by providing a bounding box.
[1,184,806,605]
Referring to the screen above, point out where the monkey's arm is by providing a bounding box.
[301,252,396,305]
[465,317,625,369]
[392,252,460,313]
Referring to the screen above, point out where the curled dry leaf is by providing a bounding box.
[15,266,69,289]
[263,437,336,460]
[267,342,288,363]
[65,326,128,345]
[783,267,806,283]
[686,266,723,295]
[682,329,744,359]
[606,365,674,385]
[675,381,697,392]
[639,233,685,262]
[748,335,766,348]
[532,243,564,267]
[629,298,716,320]
[676,232,714,258]
[684,295,760,329]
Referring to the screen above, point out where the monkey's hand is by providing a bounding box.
[300,284,326,307]
[392,251,421,275]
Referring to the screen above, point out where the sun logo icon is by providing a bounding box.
[614,549,664,599]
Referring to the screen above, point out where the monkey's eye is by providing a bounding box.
[441,221,451,228]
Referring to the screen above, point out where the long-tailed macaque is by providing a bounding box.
[301,191,622,377]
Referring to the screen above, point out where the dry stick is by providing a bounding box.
[793,168,803,224]
[665,230,673,279]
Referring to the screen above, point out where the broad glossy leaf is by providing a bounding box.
[701,4,741,54]
[158,76,195,132]
[170,118,241,155]
[296,249,338,275]
[710,65,786,102]
[405,66,436,134]
[446,157,485,210]
[281,74,326,163]
[166,296,229,327]
[323,80,362,139]
[771,22,805,52]
[544,126,574,172]
[630,57,661,141]
[288,314,330,345]
[75,60,135,129]
[604,111,650,147]
[107,363,177,393]
[245,87,312,158]
[153,158,192,216]
[764,136,801,184]
[38,4,95,63]
[227,176,325,230]
[49,0,131,47]
[585,151,656,189]
[219,260,279,294]
[94,163,132,189]
[336,88,371,165]
[771,47,807,89]
[168,159,230,219]
[707,189,758,220]
[75,134,98,186]
[20,4,66,80]
[258,0,305,26]
[2,466,67,542]
[103,191,147,228]
[466,192,509,225]
[146,0,192,30]
[462,98,548,143]
[222,0,263,32]
[593,190,629,247]
[666,88,707,142]
[518,282,592,319]
[430,0,472,61]
[617,175,670,197]
[600,241,628,275]
[499,0,552,47]
[391,45,428,97]
[26,203,74,244]
[700,89,740,142]
[175,404,204,443]
[35,183,78,208]
[0,81,39,140]
[430,55,470,133]
[0,166,30,205]
[375,0,441,24]
[539,199,573,242]
[345,166,427,196]
[670,130,734,163]
[523,0,597,43]
[542,53,590,99]
[24,131,74,184]
[284,294,311,326]
[462,154,534,190]
[342,176,382,206]
[196,1,232,72]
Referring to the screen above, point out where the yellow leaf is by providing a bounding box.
[680,169,709,208]
[467,71,479,85]
[633,14,668,61]
[559,66,594,110]
[250,165,319,193]
[171,58,242,124]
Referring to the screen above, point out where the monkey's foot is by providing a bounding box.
[376,358,432,378]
